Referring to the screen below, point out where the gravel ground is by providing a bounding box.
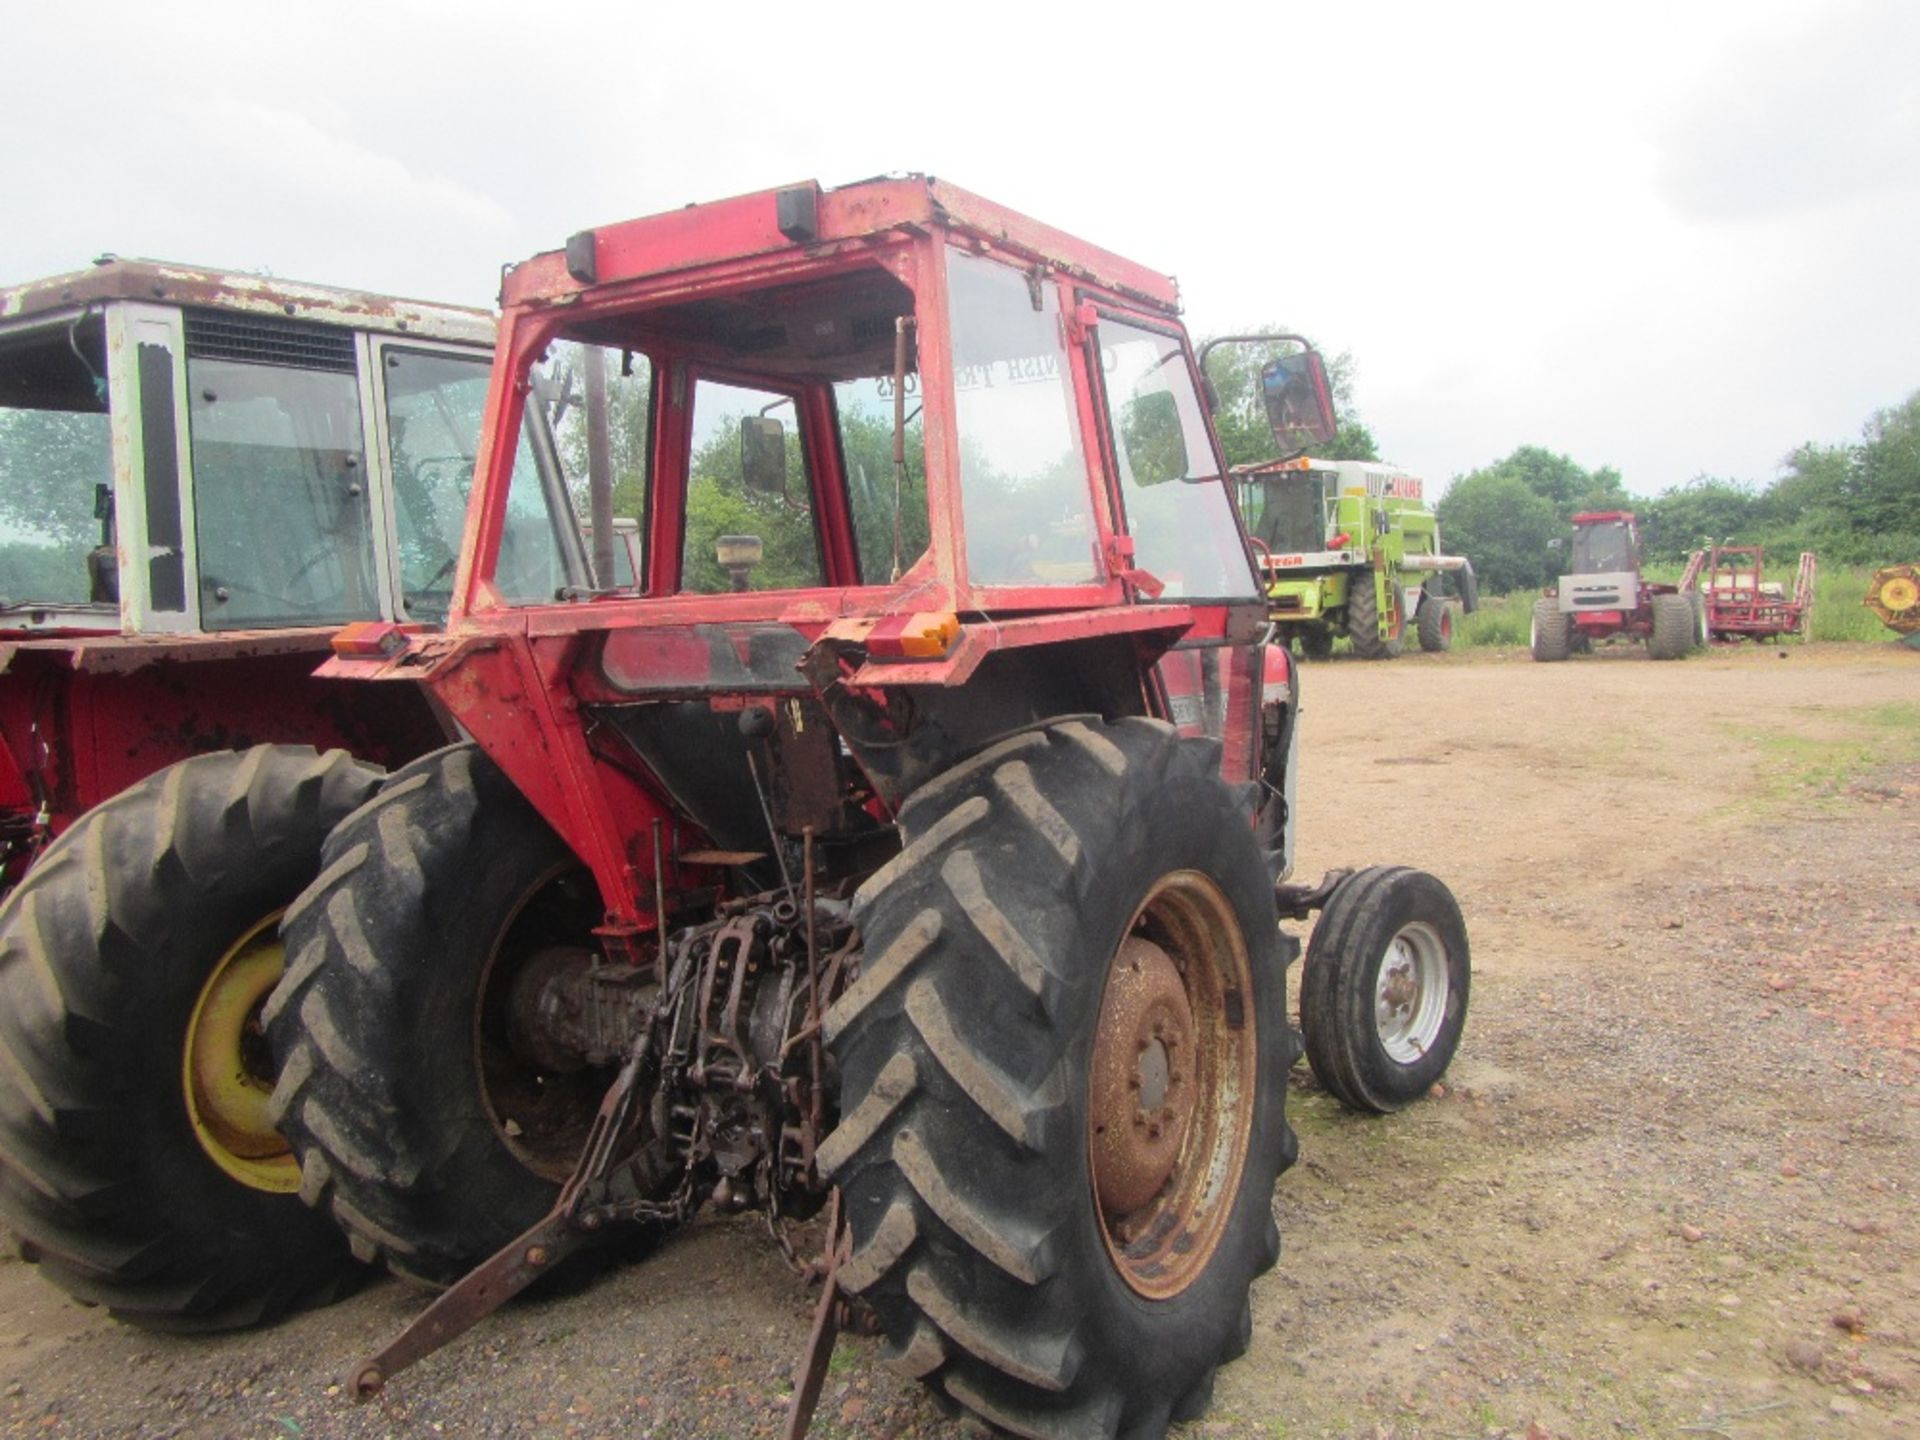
[2,640,1915,1439]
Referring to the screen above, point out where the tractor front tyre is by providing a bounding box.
[1298,625,1334,661]
[1648,593,1694,660]
[820,719,1297,1439]
[1689,589,1710,648]
[1300,866,1470,1113]
[1530,599,1573,661]
[1347,577,1402,659]
[0,746,382,1330]
[1417,597,1454,653]
[267,744,617,1287]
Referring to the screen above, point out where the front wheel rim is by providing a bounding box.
[1088,871,1257,1300]
[1374,921,1449,1064]
[184,912,300,1193]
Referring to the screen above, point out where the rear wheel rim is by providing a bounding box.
[474,862,607,1182]
[183,912,299,1193]
[1374,921,1449,1063]
[1089,871,1257,1300]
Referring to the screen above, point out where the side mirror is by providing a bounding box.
[740,416,787,496]
[1260,350,1338,452]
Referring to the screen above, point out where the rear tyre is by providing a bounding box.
[1347,576,1400,659]
[1417,598,1454,653]
[0,747,381,1329]
[1301,866,1469,1113]
[267,744,614,1286]
[1648,593,1694,659]
[820,719,1296,1438]
[1530,599,1572,661]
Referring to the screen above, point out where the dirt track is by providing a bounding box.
[3,642,1916,1439]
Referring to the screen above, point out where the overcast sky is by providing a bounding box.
[5,0,1913,497]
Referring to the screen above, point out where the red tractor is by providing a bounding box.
[1531,510,1702,661]
[13,181,1473,1437]
[0,260,600,1327]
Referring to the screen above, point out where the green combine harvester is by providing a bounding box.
[1236,456,1477,659]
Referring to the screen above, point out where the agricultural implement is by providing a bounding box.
[1532,510,1701,661]
[1232,455,1477,658]
[1679,544,1815,642]
[1863,563,1920,647]
[214,176,1471,1438]
[0,260,597,1327]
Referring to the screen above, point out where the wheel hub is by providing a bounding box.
[184,912,299,1193]
[1373,922,1449,1064]
[1090,936,1197,1221]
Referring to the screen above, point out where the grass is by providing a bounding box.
[1727,700,1920,809]
[1451,563,1897,649]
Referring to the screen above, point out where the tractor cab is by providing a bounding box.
[0,259,543,639]
[332,177,1330,901]
[1553,510,1644,612]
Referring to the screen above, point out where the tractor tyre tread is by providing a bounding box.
[1299,865,1470,1113]
[1346,576,1394,659]
[1417,598,1453,653]
[826,718,1295,1438]
[1648,593,1694,660]
[267,743,576,1288]
[1530,599,1573,662]
[0,746,382,1330]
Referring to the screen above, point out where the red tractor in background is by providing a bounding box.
[255,177,1472,1437]
[0,261,598,1328]
[1531,510,1703,661]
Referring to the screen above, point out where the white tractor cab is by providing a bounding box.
[0,257,591,640]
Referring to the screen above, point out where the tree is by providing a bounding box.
[1638,476,1765,562]
[1434,472,1561,594]
[1468,445,1627,516]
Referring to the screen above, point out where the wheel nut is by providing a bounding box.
[525,1245,550,1268]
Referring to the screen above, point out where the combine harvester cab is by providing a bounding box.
[0,260,587,1330]
[1234,455,1476,659]
[245,176,1476,1438]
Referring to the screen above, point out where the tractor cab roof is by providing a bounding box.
[0,258,494,346]
[500,175,1182,316]
[1571,510,1636,526]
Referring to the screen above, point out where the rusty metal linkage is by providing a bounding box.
[1273,868,1353,922]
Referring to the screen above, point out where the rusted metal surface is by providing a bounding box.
[360,887,857,1402]
[0,259,493,345]
[1091,873,1259,1302]
[1274,867,1354,922]
[782,1188,850,1440]
[500,176,1179,315]
[1090,936,1196,1218]
[0,626,336,676]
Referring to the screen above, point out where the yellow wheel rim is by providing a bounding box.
[183,912,299,1193]
[1880,576,1919,614]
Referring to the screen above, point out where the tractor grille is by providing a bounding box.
[185,309,357,374]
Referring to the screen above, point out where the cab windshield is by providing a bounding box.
[1572,520,1634,574]
[512,261,927,600]
[1242,471,1330,555]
